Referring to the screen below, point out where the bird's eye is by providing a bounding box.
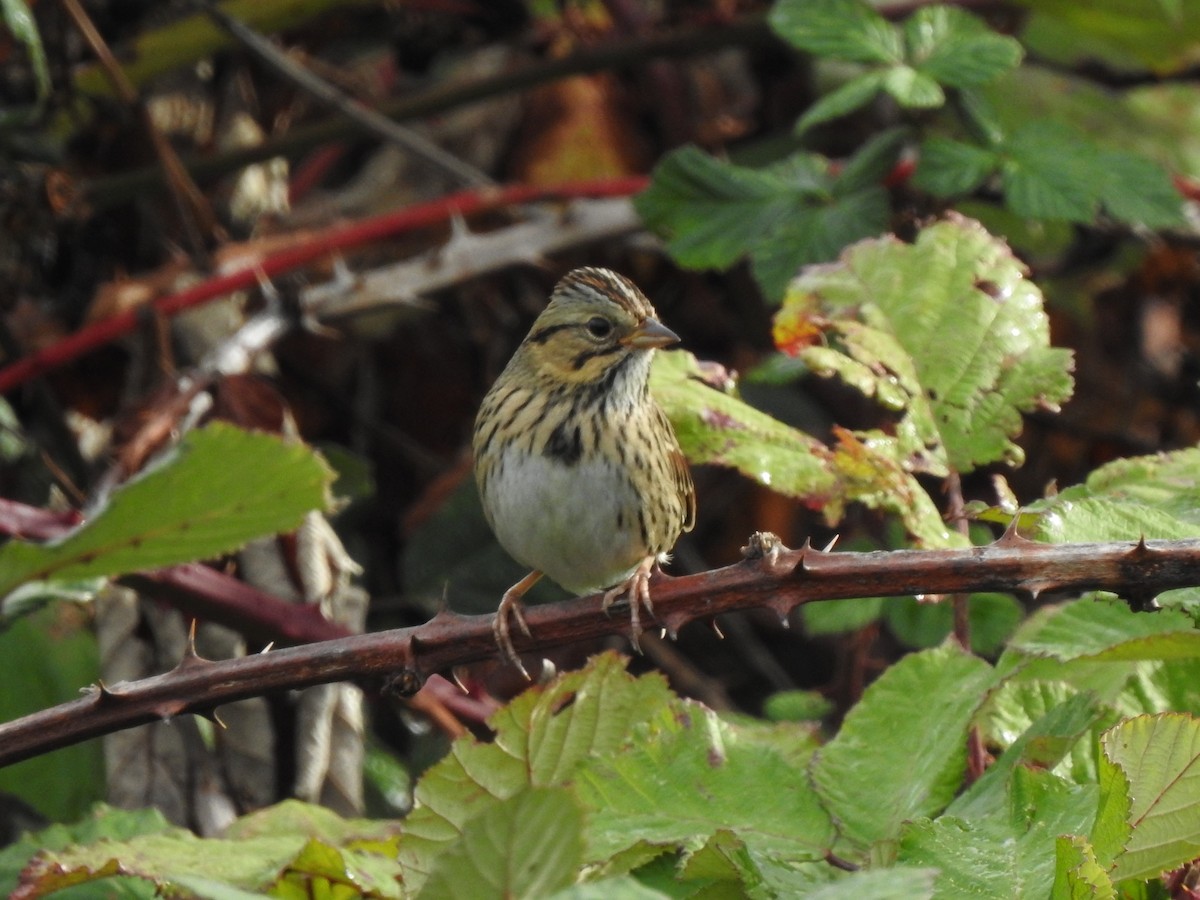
[586,316,613,339]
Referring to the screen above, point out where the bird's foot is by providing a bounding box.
[601,556,657,653]
[494,571,541,679]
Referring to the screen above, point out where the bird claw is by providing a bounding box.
[494,588,535,680]
[602,558,657,654]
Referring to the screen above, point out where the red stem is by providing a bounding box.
[0,177,650,395]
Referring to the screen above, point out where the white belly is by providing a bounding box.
[482,447,644,594]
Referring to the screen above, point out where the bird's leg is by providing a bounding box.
[601,556,657,653]
[495,570,542,677]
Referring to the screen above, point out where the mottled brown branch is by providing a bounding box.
[3,533,1200,768]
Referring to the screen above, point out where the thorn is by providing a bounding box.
[997,513,1033,545]
[451,666,470,694]
[1128,535,1157,558]
[711,619,725,640]
[659,628,667,640]
[767,598,793,626]
[539,658,556,681]
[821,535,839,553]
[259,642,275,655]
[662,613,688,641]
[91,679,122,705]
[185,619,200,659]
[1124,591,1161,613]
[213,709,227,730]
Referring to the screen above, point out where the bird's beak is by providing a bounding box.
[623,317,680,349]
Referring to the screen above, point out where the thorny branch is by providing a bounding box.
[0,179,647,394]
[2,531,1200,768]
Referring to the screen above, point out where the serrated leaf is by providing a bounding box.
[12,801,401,898]
[419,788,582,899]
[652,352,952,545]
[795,71,887,132]
[637,146,891,302]
[0,423,332,610]
[1027,448,1200,544]
[905,6,1023,88]
[1002,121,1104,222]
[882,65,945,108]
[773,214,1074,474]
[950,691,1103,822]
[651,350,833,496]
[915,137,999,196]
[769,0,902,64]
[1100,714,1200,880]
[1051,835,1116,900]
[1095,147,1186,228]
[577,699,835,862]
[636,146,827,271]
[1009,596,1198,663]
[899,768,1097,899]
[812,643,996,847]
[397,654,674,893]
[802,867,938,900]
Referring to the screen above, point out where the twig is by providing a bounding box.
[945,470,971,649]
[3,532,1200,767]
[82,16,776,209]
[58,0,220,248]
[191,0,492,189]
[0,177,648,394]
[305,196,643,320]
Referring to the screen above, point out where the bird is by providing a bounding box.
[472,267,696,673]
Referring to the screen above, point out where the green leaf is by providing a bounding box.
[1026,448,1200,544]
[769,0,902,64]
[0,0,51,126]
[773,215,1075,474]
[397,654,675,894]
[899,768,1097,899]
[950,691,1104,822]
[915,137,1000,197]
[637,146,827,272]
[1002,121,1104,222]
[651,350,833,496]
[1099,714,1200,880]
[795,71,887,133]
[0,423,332,611]
[1017,0,1200,75]
[0,805,171,897]
[905,6,1023,88]
[8,801,402,898]
[577,700,835,863]
[884,592,1022,655]
[1008,596,1198,663]
[801,867,938,900]
[881,65,945,108]
[1095,147,1186,228]
[0,605,102,822]
[419,788,582,899]
[812,642,996,847]
[652,352,952,545]
[802,595,885,635]
[637,146,892,302]
[1051,835,1116,900]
